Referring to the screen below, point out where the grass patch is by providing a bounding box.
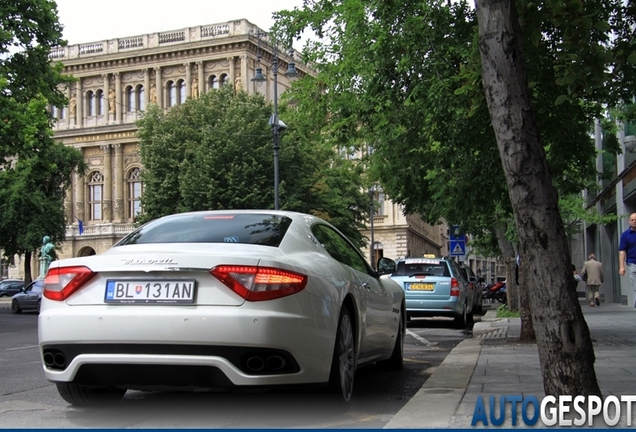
[496,304,520,318]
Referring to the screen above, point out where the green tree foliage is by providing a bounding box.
[0,0,84,281]
[137,86,368,247]
[273,0,632,250]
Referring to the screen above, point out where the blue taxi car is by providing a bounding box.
[388,256,474,328]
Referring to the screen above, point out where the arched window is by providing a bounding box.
[136,85,145,111]
[167,81,176,107]
[220,74,230,87]
[88,171,104,221]
[177,79,186,104]
[127,167,143,219]
[87,91,95,116]
[95,89,104,115]
[126,86,135,112]
[209,75,219,91]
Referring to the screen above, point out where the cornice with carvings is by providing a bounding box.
[63,41,253,75]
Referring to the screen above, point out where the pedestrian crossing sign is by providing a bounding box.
[450,240,465,256]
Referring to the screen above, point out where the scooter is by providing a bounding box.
[483,281,507,304]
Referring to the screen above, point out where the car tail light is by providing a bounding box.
[211,265,307,301]
[43,266,96,301]
[450,278,460,297]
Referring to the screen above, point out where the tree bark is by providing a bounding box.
[493,226,520,312]
[23,251,32,285]
[476,0,600,396]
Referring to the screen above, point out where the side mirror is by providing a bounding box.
[377,257,396,275]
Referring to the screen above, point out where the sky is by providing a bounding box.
[54,0,306,45]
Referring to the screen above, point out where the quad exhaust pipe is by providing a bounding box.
[245,354,287,373]
[43,350,66,370]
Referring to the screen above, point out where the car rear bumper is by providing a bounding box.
[405,298,462,317]
[38,296,338,389]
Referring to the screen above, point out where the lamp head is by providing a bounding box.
[251,68,266,87]
[284,62,298,80]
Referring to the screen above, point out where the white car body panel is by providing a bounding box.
[38,210,404,393]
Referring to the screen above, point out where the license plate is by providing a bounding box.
[409,283,434,291]
[105,280,196,304]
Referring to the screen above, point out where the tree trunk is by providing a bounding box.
[505,257,518,310]
[23,251,32,285]
[476,0,600,396]
[518,263,536,342]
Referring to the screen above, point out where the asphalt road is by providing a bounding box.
[0,306,482,428]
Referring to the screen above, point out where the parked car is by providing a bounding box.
[0,279,25,297]
[460,265,483,314]
[388,256,474,328]
[38,210,405,406]
[11,279,44,313]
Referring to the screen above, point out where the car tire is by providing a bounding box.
[378,311,404,371]
[454,305,467,328]
[56,383,126,407]
[328,305,356,402]
[11,300,22,314]
[37,298,41,313]
[476,298,483,314]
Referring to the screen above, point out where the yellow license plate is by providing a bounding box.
[409,283,434,291]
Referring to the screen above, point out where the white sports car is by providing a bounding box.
[39,210,405,405]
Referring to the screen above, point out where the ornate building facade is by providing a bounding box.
[4,19,453,279]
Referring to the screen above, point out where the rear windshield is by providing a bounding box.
[116,213,292,247]
[395,260,450,277]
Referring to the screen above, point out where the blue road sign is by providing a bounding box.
[450,240,466,256]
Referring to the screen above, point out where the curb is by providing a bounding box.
[384,338,482,428]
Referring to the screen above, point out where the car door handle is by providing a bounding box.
[362,282,371,290]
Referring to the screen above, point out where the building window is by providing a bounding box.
[87,91,95,116]
[167,81,176,107]
[137,85,145,111]
[51,106,64,120]
[220,74,229,87]
[127,167,143,219]
[95,89,104,115]
[88,171,104,221]
[209,75,219,90]
[177,79,186,104]
[126,86,135,112]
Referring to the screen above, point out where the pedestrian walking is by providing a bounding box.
[581,254,603,307]
[619,212,636,307]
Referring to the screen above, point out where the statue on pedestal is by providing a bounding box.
[38,236,56,279]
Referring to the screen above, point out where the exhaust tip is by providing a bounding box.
[246,356,265,372]
[266,355,286,371]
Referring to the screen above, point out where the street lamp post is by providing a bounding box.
[251,31,298,210]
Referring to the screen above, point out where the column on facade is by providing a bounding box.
[228,57,235,91]
[240,55,248,94]
[74,154,85,224]
[66,86,71,127]
[114,144,124,222]
[64,186,73,229]
[185,62,191,100]
[102,144,112,221]
[102,73,110,123]
[155,67,163,109]
[197,61,204,95]
[76,79,83,127]
[115,72,122,123]
[144,69,150,109]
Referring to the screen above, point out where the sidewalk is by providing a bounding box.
[386,301,636,428]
